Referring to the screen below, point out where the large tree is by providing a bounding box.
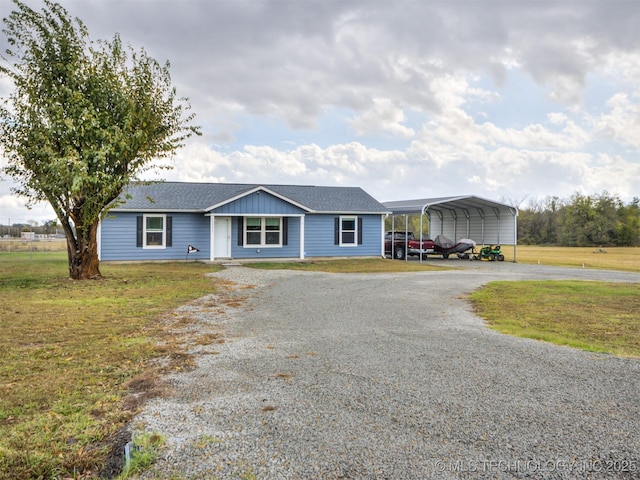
[0,0,199,279]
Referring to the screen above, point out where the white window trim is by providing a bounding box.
[244,216,282,248]
[339,215,358,247]
[143,213,166,249]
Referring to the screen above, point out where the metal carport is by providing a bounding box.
[382,195,518,262]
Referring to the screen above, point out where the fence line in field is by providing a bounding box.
[0,239,66,253]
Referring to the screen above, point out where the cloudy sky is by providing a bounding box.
[1,0,639,224]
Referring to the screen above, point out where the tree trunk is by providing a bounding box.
[67,221,102,280]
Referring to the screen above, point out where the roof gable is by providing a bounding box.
[206,186,311,212]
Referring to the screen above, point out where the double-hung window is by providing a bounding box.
[136,214,172,249]
[144,214,165,248]
[244,217,281,247]
[339,216,357,246]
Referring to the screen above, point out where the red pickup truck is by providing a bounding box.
[384,231,435,260]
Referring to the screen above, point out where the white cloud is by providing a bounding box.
[593,93,640,150]
[547,112,568,125]
[585,154,640,200]
[349,98,415,138]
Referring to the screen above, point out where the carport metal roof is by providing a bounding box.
[383,195,519,262]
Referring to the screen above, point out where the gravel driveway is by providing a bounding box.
[136,262,640,479]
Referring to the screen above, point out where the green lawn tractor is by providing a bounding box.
[476,245,505,261]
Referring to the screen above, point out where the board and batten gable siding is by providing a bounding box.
[303,214,383,257]
[100,212,210,261]
[210,190,307,215]
[230,216,301,259]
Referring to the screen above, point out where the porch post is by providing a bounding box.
[300,215,305,259]
[381,215,385,257]
[209,215,215,261]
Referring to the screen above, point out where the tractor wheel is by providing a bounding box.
[394,246,405,260]
[497,254,505,261]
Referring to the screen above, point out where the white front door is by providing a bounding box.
[213,217,231,258]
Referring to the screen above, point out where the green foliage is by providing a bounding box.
[0,0,200,278]
[384,214,430,238]
[518,192,640,247]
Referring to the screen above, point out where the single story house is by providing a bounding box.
[98,182,389,261]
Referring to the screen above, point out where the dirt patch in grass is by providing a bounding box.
[471,280,640,357]
[194,332,225,345]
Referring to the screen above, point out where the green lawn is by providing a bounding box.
[245,257,446,273]
[0,253,221,479]
[507,245,640,272]
[470,280,640,357]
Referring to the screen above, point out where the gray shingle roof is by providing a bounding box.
[113,182,388,214]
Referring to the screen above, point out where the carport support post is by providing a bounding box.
[405,214,409,261]
[450,210,457,241]
[476,208,485,245]
[463,209,470,238]
[419,211,423,263]
[420,205,429,263]
[512,206,518,263]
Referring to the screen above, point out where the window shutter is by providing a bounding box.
[358,217,363,245]
[334,217,339,245]
[166,216,172,247]
[237,217,244,246]
[282,217,288,246]
[136,216,143,247]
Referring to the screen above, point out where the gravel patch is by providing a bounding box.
[135,262,640,479]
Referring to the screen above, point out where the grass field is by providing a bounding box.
[0,253,221,479]
[473,247,639,359]
[471,280,640,357]
[0,239,66,253]
[245,257,446,273]
[507,245,640,272]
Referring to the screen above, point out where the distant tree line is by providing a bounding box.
[0,219,60,236]
[518,192,640,247]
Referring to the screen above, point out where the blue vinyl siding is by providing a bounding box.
[211,191,306,215]
[100,212,210,261]
[304,214,383,257]
[101,211,383,260]
[230,216,301,259]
